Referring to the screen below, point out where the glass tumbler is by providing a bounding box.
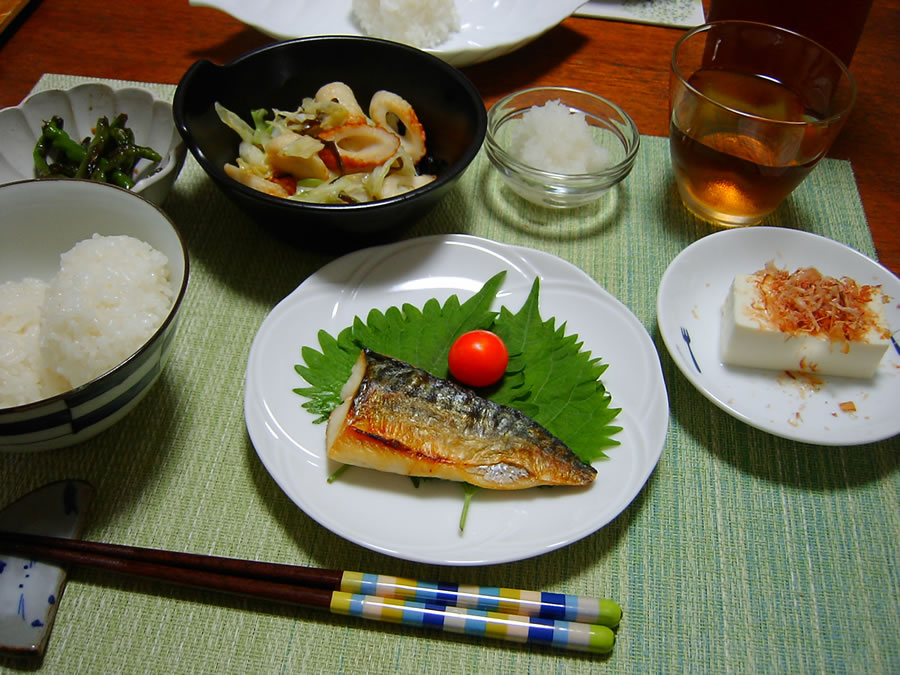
[668,21,856,228]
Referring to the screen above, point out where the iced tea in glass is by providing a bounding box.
[669,21,856,228]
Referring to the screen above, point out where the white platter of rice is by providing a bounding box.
[0,178,188,452]
[188,0,587,67]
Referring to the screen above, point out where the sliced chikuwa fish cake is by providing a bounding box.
[325,349,597,490]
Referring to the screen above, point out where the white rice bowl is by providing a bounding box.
[352,0,460,48]
[0,178,188,452]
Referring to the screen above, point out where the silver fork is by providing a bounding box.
[680,327,701,373]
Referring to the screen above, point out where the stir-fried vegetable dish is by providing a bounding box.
[216,81,437,204]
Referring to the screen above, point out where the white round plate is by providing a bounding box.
[245,235,669,565]
[190,0,585,67]
[657,227,900,446]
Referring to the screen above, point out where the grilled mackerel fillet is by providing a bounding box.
[325,349,597,490]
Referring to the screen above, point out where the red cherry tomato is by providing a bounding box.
[448,330,509,387]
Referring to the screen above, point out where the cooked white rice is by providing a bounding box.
[0,234,173,408]
[1,278,51,407]
[509,100,611,174]
[352,0,460,48]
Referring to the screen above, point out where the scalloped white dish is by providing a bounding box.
[190,0,586,67]
[657,227,900,446]
[244,234,669,566]
[0,83,186,205]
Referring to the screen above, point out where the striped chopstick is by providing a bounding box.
[340,571,622,627]
[0,531,620,654]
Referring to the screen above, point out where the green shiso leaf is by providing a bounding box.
[292,271,621,461]
[292,271,507,423]
[352,268,505,375]
[491,278,622,462]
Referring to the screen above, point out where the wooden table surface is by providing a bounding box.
[1,1,897,275]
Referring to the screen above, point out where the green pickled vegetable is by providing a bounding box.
[32,114,163,188]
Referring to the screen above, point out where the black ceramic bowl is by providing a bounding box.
[173,36,486,247]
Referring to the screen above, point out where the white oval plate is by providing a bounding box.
[245,235,669,566]
[190,0,585,67]
[657,227,900,446]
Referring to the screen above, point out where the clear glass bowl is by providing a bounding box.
[485,86,639,208]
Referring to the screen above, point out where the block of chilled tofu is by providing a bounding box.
[720,263,891,378]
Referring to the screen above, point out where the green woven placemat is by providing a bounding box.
[1,75,897,674]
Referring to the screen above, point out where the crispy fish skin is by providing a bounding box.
[325,349,597,490]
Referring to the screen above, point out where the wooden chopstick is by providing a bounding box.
[0,531,620,654]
